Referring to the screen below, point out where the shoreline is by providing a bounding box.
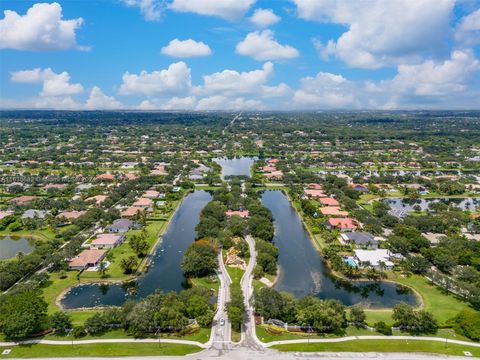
[54,191,189,311]
[275,188,424,310]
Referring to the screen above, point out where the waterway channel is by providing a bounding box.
[61,190,212,309]
[262,190,419,308]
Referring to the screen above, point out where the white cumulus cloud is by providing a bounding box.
[201,62,274,95]
[236,30,299,61]
[11,68,83,97]
[85,87,122,110]
[170,0,255,20]
[119,62,192,96]
[161,38,212,57]
[293,72,357,108]
[455,9,480,46]
[0,2,84,51]
[387,49,480,96]
[122,0,164,21]
[196,95,263,110]
[249,8,280,28]
[293,0,454,68]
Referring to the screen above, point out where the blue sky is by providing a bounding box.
[0,0,479,110]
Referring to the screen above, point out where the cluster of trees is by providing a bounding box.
[0,287,213,340]
[227,284,245,332]
[181,241,217,278]
[254,287,348,334]
[392,303,438,334]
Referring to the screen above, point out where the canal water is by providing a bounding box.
[262,190,419,308]
[213,157,256,179]
[0,236,34,260]
[61,190,212,309]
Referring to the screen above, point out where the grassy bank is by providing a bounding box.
[272,339,480,357]
[0,343,200,358]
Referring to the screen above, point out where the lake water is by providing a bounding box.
[262,190,418,308]
[213,157,255,179]
[0,236,34,260]
[61,190,212,309]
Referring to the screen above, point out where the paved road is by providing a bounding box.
[206,250,232,354]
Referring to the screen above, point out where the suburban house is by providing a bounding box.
[132,197,152,208]
[21,209,48,219]
[0,210,13,220]
[91,233,125,249]
[306,183,323,190]
[96,173,116,181]
[44,183,67,191]
[225,210,250,218]
[107,218,138,233]
[264,170,284,180]
[57,210,86,221]
[304,189,327,199]
[349,183,369,192]
[122,206,142,218]
[353,249,394,270]
[69,249,107,270]
[340,232,379,249]
[326,218,357,232]
[319,197,340,207]
[143,190,160,199]
[8,196,38,206]
[320,207,349,217]
[85,195,108,205]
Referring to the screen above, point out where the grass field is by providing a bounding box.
[0,343,201,358]
[227,266,245,285]
[272,339,480,357]
[364,274,474,326]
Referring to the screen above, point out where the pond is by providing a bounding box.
[61,190,212,309]
[213,157,256,179]
[0,236,35,260]
[384,197,480,218]
[261,190,419,308]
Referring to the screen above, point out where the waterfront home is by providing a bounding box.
[319,197,339,207]
[21,209,48,219]
[326,217,357,232]
[225,210,250,218]
[8,196,39,206]
[340,232,378,249]
[353,249,394,270]
[75,183,94,193]
[107,218,138,233]
[69,249,107,270]
[91,233,125,249]
[306,183,323,190]
[304,189,327,199]
[320,207,349,217]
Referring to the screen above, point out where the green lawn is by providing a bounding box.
[227,266,245,285]
[0,343,201,358]
[365,275,475,327]
[272,339,480,357]
[190,275,220,292]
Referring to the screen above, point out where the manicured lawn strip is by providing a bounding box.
[190,275,220,292]
[271,339,480,357]
[226,266,245,286]
[0,343,200,358]
[393,274,473,326]
[43,327,211,343]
